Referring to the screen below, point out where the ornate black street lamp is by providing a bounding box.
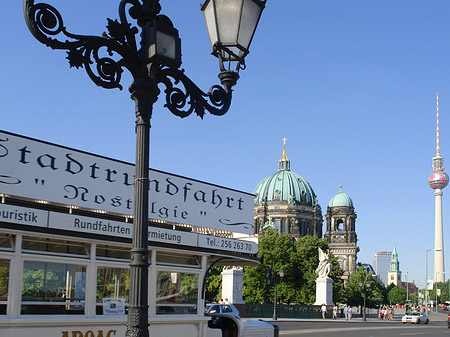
[260,252,284,320]
[272,268,284,320]
[359,279,371,321]
[23,1,266,336]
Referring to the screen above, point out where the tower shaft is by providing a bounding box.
[434,189,445,282]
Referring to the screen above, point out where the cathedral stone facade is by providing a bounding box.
[323,186,359,282]
[253,141,359,282]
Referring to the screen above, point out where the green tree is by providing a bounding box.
[242,231,344,305]
[0,265,8,298]
[293,235,344,304]
[345,267,384,308]
[204,267,222,302]
[387,285,407,305]
[243,229,296,303]
[427,281,449,305]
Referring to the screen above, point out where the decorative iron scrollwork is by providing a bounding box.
[24,0,143,90]
[157,67,232,119]
[23,0,238,119]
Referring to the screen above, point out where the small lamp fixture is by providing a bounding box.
[202,0,266,71]
[279,269,285,279]
[143,18,182,68]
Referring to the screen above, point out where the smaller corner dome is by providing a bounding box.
[328,185,354,208]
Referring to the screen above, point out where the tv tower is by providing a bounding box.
[428,92,449,283]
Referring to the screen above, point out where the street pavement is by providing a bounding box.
[251,308,450,337]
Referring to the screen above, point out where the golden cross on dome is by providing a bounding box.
[282,137,287,147]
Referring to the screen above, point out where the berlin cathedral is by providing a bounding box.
[253,140,359,281]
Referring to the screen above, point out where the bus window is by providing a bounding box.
[22,236,89,258]
[156,253,201,268]
[0,259,10,315]
[156,271,198,315]
[96,267,130,315]
[21,261,86,315]
[0,233,14,252]
[96,244,131,262]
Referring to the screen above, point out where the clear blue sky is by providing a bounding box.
[2,0,450,288]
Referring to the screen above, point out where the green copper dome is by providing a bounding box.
[328,185,354,207]
[253,145,320,207]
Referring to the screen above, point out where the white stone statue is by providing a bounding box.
[314,248,334,305]
[315,248,332,279]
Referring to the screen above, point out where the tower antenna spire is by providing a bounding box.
[437,92,440,156]
[428,92,449,284]
[278,137,290,171]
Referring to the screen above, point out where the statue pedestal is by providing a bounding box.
[221,267,245,304]
[314,277,334,306]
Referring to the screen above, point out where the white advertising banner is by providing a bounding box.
[0,204,258,254]
[0,130,254,234]
[48,212,199,248]
[0,203,48,228]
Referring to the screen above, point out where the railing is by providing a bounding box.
[244,303,321,319]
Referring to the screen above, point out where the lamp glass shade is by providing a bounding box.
[156,31,176,60]
[144,23,181,68]
[279,269,285,278]
[237,0,262,50]
[359,281,363,287]
[202,0,265,61]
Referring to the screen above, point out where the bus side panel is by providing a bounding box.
[149,322,205,337]
[0,322,213,337]
[0,325,125,337]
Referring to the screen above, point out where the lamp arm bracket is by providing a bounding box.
[156,67,233,119]
[24,0,147,90]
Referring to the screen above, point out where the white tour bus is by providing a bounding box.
[0,130,275,337]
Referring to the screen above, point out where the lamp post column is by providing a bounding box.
[126,79,159,337]
[426,250,428,317]
[363,291,366,321]
[406,272,409,301]
[273,282,277,320]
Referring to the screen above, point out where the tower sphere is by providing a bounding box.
[428,170,449,190]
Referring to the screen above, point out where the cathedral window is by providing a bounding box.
[336,219,344,231]
[281,219,286,233]
[274,218,281,232]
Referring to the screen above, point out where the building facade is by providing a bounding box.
[323,186,359,282]
[372,251,392,285]
[387,245,402,286]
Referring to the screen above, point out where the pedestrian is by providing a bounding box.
[344,305,349,320]
[321,304,327,319]
[219,298,224,304]
[224,298,230,304]
[384,306,389,320]
[333,305,338,320]
[348,306,352,320]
